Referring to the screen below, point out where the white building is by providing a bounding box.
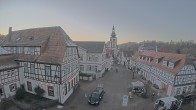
[105,25,119,58]
[0,47,19,102]
[74,41,106,79]
[130,50,196,96]
[105,53,113,72]
[118,51,132,67]
[1,26,80,104]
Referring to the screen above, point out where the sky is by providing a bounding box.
[0,0,196,44]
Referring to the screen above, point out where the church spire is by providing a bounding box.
[112,24,115,31]
[111,25,116,38]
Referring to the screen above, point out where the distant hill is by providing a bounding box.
[118,42,139,52]
[119,40,196,57]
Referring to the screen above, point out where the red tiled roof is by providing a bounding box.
[132,50,186,74]
[3,26,76,65]
[0,55,19,71]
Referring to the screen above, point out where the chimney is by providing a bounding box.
[8,27,12,42]
[155,46,158,52]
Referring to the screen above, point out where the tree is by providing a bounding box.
[176,48,181,54]
[15,87,26,100]
[34,86,45,99]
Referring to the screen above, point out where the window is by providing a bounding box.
[183,87,187,93]
[95,56,98,62]
[45,65,51,76]
[0,88,3,96]
[163,61,168,66]
[48,86,54,96]
[80,54,83,61]
[24,62,28,73]
[87,55,91,61]
[168,62,174,69]
[67,64,70,73]
[87,65,91,71]
[9,84,17,92]
[29,47,34,55]
[176,88,181,95]
[95,66,98,72]
[64,83,67,95]
[27,81,32,91]
[30,63,35,73]
[68,82,70,91]
[80,65,84,71]
[188,86,192,92]
[71,80,74,88]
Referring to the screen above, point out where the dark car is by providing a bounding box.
[181,92,194,104]
[88,87,104,105]
[132,87,145,93]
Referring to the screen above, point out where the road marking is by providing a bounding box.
[122,95,128,106]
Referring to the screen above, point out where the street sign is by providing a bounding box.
[122,95,128,106]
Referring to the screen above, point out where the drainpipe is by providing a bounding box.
[58,65,62,104]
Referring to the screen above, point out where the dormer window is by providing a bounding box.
[148,57,153,62]
[168,62,174,69]
[163,58,170,66]
[156,57,164,63]
[140,55,142,59]
[146,57,148,61]
[143,56,146,60]
[169,58,180,69]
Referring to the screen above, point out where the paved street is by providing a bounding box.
[48,65,155,110]
[44,64,195,110]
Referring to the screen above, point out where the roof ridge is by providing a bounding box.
[11,26,61,33]
[74,41,105,43]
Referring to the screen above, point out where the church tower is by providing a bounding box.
[110,25,117,49]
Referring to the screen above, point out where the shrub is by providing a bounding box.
[34,86,45,99]
[15,87,26,100]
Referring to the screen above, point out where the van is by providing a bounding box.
[154,97,182,110]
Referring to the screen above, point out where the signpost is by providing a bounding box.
[122,95,128,106]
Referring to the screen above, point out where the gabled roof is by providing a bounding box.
[74,41,105,53]
[0,55,19,71]
[3,26,76,64]
[132,50,187,74]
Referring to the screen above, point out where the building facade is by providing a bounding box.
[0,47,19,102]
[74,41,106,79]
[130,50,196,96]
[1,26,79,104]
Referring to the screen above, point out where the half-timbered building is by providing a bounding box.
[1,26,79,104]
[130,50,196,96]
[74,41,106,79]
[0,47,19,102]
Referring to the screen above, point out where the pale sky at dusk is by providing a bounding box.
[0,0,196,44]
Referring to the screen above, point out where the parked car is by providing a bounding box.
[154,96,182,110]
[181,92,194,104]
[132,87,143,93]
[88,87,105,105]
[153,84,159,89]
